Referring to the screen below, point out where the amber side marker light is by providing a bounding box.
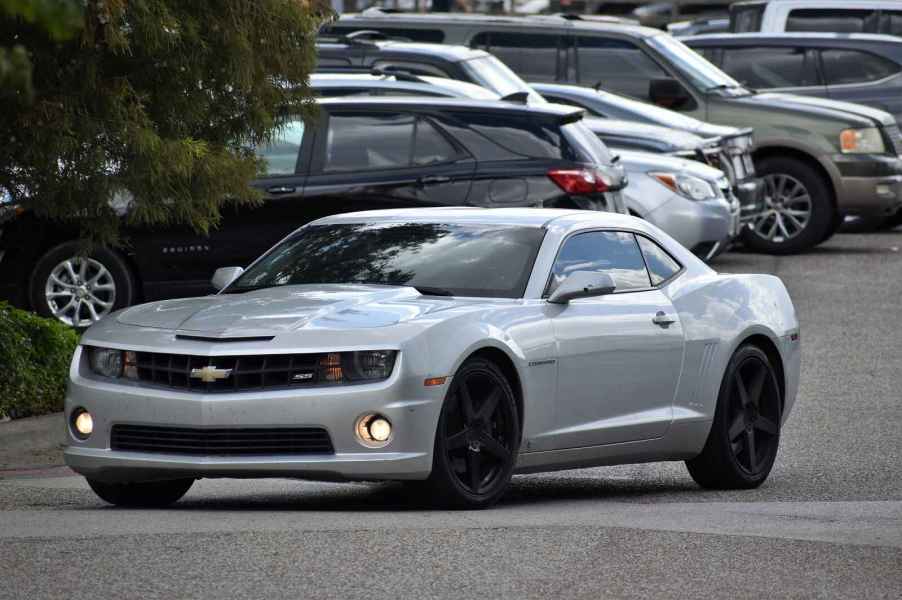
[424,377,447,387]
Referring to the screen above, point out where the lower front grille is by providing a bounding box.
[110,425,335,455]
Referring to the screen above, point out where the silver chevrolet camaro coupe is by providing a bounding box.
[64,208,800,509]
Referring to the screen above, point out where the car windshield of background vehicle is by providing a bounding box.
[647,34,748,94]
[561,122,615,164]
[227,222,546,298]
[460,55,544,102]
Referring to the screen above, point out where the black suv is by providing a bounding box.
[0,97,625,327]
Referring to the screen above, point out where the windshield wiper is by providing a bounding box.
[412,286,455,297]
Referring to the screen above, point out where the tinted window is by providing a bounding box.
[820,49,900,85]
[461,113,574,160]
[413,119,458,165]
[371,60,451,78]
[730,4,765,32]
[325,113,413,172]
[548,231,651,295]
[471,32,562,83]
[886,11,902,36]
[228,222,545,298]
[636,235,681,285]
[786,9,877,33]
[258,121,305,175]
[576,36,668,100]
[721,47,819,88]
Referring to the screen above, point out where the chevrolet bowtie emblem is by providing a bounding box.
[190,366,233,383]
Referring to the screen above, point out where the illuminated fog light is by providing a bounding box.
[72,409,93,439]
[355,413,393,448]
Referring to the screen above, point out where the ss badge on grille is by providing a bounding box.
[190,366,233,383]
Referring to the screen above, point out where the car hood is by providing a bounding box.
[738,92,895,127]
[115,284,495,336]
[616,149,726,181]
[585,117,704,151]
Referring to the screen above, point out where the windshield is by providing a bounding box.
[595,90,706,130]
[460,56,545,102]
[227,222,546,298]
[647,34,746,93]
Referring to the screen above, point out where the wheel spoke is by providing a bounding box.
[50,274,75,289]
[477,387,501,421]
[86,301,100,322]
[458,382,476,423]
[745,429,757,472]
[64,260,79,283]
[446,429,469,450]
[747,363,767,408]
[775,214,791,238]
[734,371,751,407]
[783,211,805,232]
[467,450,481,493]
[477,432,510,461]
[728,414,746,441]
[78,257,88,280]
[755,417,779,436]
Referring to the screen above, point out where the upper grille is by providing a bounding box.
[135,351,334,393]
[110,424,334,455]
[885,125,902,156]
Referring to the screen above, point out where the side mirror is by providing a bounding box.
[649,78,691,109]
[547,271,616,304]
[211,266,244,291]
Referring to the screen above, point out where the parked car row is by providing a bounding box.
[4,5,902,329]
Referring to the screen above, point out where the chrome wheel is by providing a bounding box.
[44,256,116,327]
[752,174,812,243]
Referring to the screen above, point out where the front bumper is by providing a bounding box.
[734,177,765,223]
[645,194,736,262]
[833,154,902,217]
[63,348,443,483]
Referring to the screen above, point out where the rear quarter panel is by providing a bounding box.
[665,271,801,432]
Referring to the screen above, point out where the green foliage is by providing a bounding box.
[0,0,332,246]
[0,302,79,418]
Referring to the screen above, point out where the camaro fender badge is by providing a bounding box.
[528,359,556,367]
[190,366,233,383]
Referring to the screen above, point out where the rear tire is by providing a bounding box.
[87,478,194,507]
[425,358,520,509]
[686,345,782,489]
[29,241,135,328]
[742,157,834,254]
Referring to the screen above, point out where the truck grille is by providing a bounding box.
[135,351,334,393]
[110,425,335,455]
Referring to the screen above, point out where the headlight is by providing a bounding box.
[649,172,719,201]
[840,127,885,154]
[318,350,397,383]
[88,347,137,379]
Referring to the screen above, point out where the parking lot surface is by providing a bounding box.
[2,230,901,599]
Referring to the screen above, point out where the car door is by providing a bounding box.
[544,230,685,450]
[135,120,311,300]
[301,109,475,214]
[819,48,902,125]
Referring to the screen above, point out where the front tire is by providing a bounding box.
[742,157,834,254]
[686,345,782,489]
[87,478,194,507]
[426,358,520,509]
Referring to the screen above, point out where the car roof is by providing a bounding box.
[684,32,902,45]
[317,40,490,62]
[315,96,583,119]
[308,73,499,99]
[311,207,644,230]
[336,12,665,39]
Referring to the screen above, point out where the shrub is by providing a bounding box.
[0,302,78,418]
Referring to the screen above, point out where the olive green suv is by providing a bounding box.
[327,11,902,253]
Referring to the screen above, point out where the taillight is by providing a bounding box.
[547,168,609,194]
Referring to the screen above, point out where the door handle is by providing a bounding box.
[652,311,677,327]
[266,185,296,194]
[418,175,451,185]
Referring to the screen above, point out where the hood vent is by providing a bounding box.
[175,334,275,343]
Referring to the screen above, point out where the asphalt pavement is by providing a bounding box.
[2,230,901,599]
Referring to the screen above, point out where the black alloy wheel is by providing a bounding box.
[427,358,519,508]
[686,345,782,489]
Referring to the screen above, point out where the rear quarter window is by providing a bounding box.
[450,112,576,161]
[820,49,900,85]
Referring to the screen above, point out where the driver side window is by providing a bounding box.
[547,231,651,296]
